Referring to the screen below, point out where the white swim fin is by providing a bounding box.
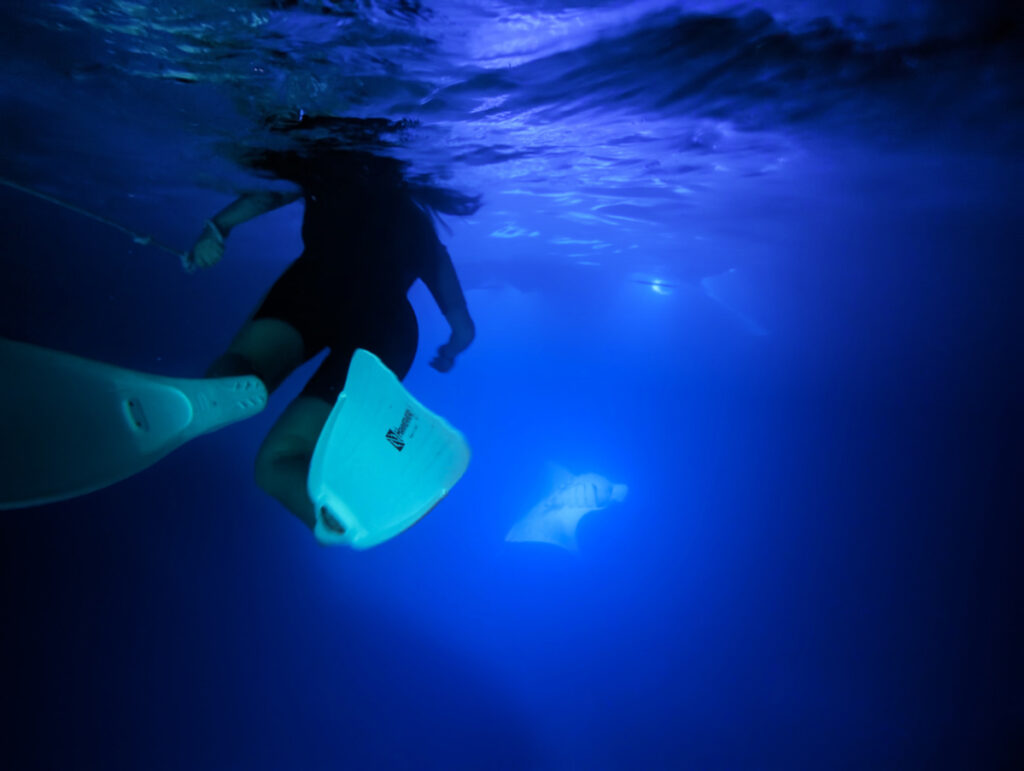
[307,349,470,549]
[0,337,267,509]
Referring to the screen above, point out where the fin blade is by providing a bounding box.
[308,349,470,549]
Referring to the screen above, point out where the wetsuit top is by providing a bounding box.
[261,149,460,313]
[301,182,444,302]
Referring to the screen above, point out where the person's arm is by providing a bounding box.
[208,190,302,236]
[424,245,475,373]
[186,189,302,271]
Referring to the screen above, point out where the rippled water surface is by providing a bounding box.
[6,1,1020,253]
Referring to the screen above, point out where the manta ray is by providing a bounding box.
[506,466,628,551]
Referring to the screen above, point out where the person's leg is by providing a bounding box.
[206,318,306,394]
[243,296,419,532]
[254,394,333,530]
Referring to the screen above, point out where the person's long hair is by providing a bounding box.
[231,113,481,225]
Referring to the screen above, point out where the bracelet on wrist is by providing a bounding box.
[205,219,226,244]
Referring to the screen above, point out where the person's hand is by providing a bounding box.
[429,345,456,373]
[185,221,226,272]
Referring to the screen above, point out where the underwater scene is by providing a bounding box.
[0,1,1020,769]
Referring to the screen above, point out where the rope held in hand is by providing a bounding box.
[0,176,187,262]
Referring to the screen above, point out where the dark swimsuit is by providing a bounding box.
[252,163,448,403]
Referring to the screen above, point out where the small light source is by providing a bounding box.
[630,276,675,296]
[651,279,672,296]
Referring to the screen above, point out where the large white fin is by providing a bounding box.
[307,349,471,550]
[0,337,266,509]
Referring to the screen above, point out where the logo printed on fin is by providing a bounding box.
[385,409,416,451]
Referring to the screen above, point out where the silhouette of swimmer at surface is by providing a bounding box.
[186,118,480,535]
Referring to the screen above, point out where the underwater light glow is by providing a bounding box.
[631,276,675,296]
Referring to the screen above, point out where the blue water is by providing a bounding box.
[1,1,1021,769]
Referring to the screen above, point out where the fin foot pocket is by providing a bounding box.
[0,337,269,510]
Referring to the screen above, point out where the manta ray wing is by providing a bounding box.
[505,504,595,551]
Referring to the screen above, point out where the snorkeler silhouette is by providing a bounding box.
[188,115,479,533]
